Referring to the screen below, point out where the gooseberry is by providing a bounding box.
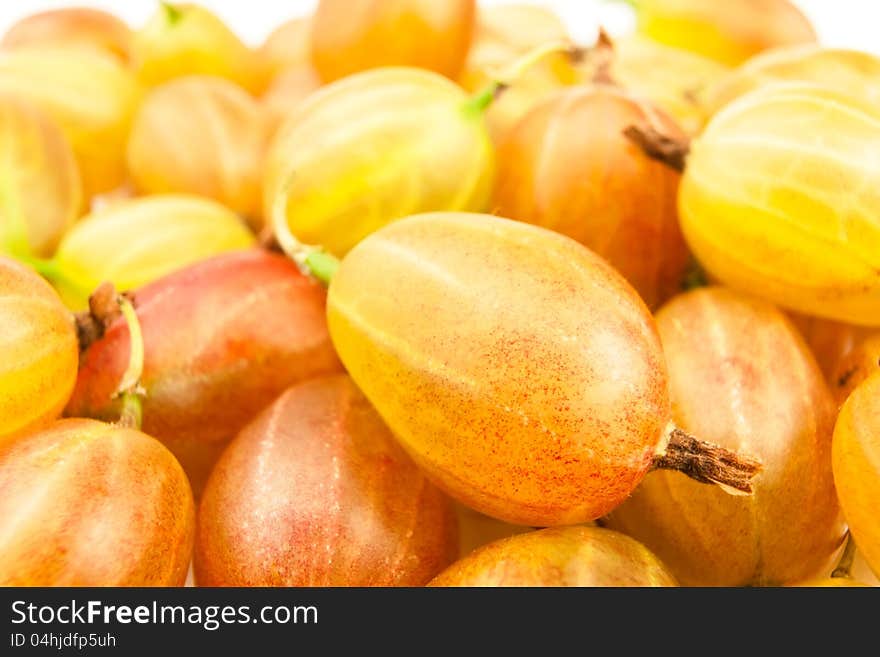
[832,371,880,578]
[605,286,845,586]
[258,16,311,84]
[67,249,343,494]
[48,194,255,310]
[0,418,194,586]
[265,67,494,257]
[0,47,140,198]
[0,95,81,259]
[1,8,132,63]
[492,84,690,309]
[132,2,261,92]
[703,45,880,118]
[429,526,677,587]
[326,212,760,527]
[195,375,457,586]
[0,257,78,444]
[677,83,880,325]
[127,76,271,226]
[634,0,816,66]
[311,0,476,83]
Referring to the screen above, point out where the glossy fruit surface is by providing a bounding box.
[704,45,880,118]
[832,372,880,577]
[258,16,311,83]
[606,287,844,586]
[261,66,322,131]
[598,36,728,135]
[831,332,880,404]
[0,95,81,259]
[430,526,677,586]
[0,258,78,444]
[636,0,816,66]
[265,68,494,256]
[679,83,880,325]
[195,375,457,586]
[493,85,689,309]
[0,419,194,586]
[457,5,574,143]
[311,0,475,82]
[455,503,530,557]
[1,8,132,62]
[51,194,255,309]
[127,76,271,225]
[789,313,869,387]
[0,47,140,198]
[472,3,567,53]
[327,212,670,526]
[133,2,260,92]
[67,250,343,494]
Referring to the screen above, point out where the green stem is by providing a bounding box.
[161,1,183,25]
[831,534,856,579]
[304,251,340,286]
[112,294,146,430]
[463,40,582,117]
[270,173,340,287]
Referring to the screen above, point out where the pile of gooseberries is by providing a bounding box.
[1,0,878,589]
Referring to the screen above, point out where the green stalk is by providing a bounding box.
[161,1,184,25]
[462,40,583,118]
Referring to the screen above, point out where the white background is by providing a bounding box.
[0,1,878,54]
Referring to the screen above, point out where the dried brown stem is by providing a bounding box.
[258,223,283,253]
[623,124,690,173]
[653,427,762,494]
[74,282,135,353]
[591,28,617,85]
[831,534,856,579]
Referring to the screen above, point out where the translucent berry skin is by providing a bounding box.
[311,0,476,83]
[66,250,343,495]
[0,419,194,586]
[327,212,670,527]
[833,372,880,578]
[261,66,323,133]
[679,84,880,326]
[132,3,261,92]
[457,3,574,143]
[51,194,256,310]
[265,68,494,256]
[831,332,880,404]
[493,85,690,310]
[195,375,458,586]
[606,287,845,586]
[127,76,271,225]
[258,17,311,84]
[704,45,880,119]
[582,36,729,136]
[0,258,78,445]
[788,313,870,389]
[1,8,132,62]
[636,0,816,66]
[0,96,81,259]
[0,47,140,199]
[429,526,677,587]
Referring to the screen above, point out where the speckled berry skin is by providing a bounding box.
[66,250,343,495]
[0,419,194,586]
[195,375,458,586]
[430,526,678,586]
[0,257,78,444]
[327,212,671,526]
